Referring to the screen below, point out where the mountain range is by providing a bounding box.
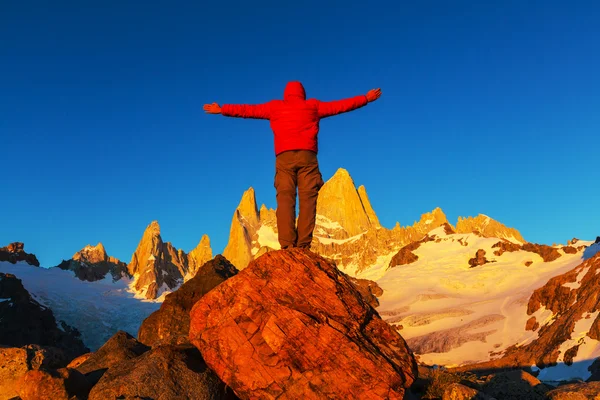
[1,167,599,384]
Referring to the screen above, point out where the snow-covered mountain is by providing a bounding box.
[362,227,600,380]
[0,261,161,351]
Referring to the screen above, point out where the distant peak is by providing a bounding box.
[73,242,108,263]
[236,187,259,224]
[198,234,211,247]
[145,220,161,236]
[330,168,353,183]
[456,214,525,243]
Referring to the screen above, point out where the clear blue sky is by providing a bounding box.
[1,1,599,267]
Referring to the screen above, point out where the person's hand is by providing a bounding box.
[203,102,222,114]
[366,88,382,103]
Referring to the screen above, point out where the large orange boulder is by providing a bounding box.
[189,249,417,399]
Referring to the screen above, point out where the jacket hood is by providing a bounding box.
[284,81,306,101]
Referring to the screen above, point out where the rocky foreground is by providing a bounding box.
[4,250,600,399]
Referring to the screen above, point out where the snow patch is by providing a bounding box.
[254,225,280,255]
[315,214,344,230]
[316,232,365,245]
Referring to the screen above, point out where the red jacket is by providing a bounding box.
[221,81,368,155]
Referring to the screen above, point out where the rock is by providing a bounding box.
[88,344,237,400]
[522,243,562,262]
[562,246,578,254]
[0,242,40,266]
[443,383,493,400]
[545,381,600,399]
[54,242,130,282]
[138,255,238,346]
[0,347,31,399]
[75,330,150,385]
[16,368,91,400]
[0,345,70,399]
[189,249,417,399]
[389,234,436,269]
[347,276,384,308]
[469,249,493,268]
[389,241,420,267]
[586,358,600,382]
[492,240,522,256]
[0,272,88,360]
[482,370,549,399]
[66,353,92,369]
[526,316,540,331]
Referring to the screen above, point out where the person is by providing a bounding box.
[204,81,381,250]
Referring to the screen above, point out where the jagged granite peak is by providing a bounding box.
[414,207,449,230]
[128,221,164,277]
[390,207,450,244]
[186,235,213,279]
[72,243,108,264]
[56,243,129,283]
[316,168,373,237]
[237,187,260,227]
[223,188,263,270]
[127,221,189,299]
[357,185,381,228]
[456,214,525,243]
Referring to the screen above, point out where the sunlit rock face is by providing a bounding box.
[127,221,212,299]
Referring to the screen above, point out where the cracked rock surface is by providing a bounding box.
[189,248,417,399]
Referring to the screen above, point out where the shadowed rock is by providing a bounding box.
[190,249,417,399]
[545,381,600,399]
[0,273,88,360]
[75,330,149,385]
[16,368,91,400]
[0,242,40,266]
[88,344,237,400]
[481,370,549,399]
[138,255,238,347]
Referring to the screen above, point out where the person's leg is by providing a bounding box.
[296,151,324,249]
[274,151,298,249]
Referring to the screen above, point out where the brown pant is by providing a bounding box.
[274,150,324,249]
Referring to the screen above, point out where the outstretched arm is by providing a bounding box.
[204,102,271,119]
[317,88,382,118]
